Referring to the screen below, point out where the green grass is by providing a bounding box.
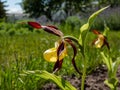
[0,23,120,89]
[0,32,56,89]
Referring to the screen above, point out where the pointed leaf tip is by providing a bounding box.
[28,22,41,29]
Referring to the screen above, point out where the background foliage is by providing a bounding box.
[0,0,6,21]
[21,0,120,20]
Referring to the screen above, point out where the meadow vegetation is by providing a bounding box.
[0,8,120,90]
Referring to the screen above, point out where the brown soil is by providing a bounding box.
[42,66,120,90]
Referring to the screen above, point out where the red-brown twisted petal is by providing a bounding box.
[53,41,64,72]
[53,59,63,73]
[65,39,82,74]
[42,26,63,37]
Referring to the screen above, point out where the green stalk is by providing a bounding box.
[80,31,88,90]
[81,56,86,90]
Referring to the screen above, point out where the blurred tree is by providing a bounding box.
[22,0,120,20]
[21,0,93,20]
[22,0,60,20]
[0,0,6,19]
[98,0,120,7]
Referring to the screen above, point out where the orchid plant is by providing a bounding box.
[28,21,81,74]
[92,28,120,90]
[21,6,120,90]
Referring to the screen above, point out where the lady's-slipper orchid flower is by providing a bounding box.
[52,39,81,74]
[92,30,110,49]
[28,22,81,74]
[43,40,67,62]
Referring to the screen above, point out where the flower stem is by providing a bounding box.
[80,31,88,90]
[81,56,87,90]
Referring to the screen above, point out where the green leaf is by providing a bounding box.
[103,22,110,36]
[112,59,120,77]
[104,78,118,90]
[104,79,114,89]
[80,23,89,33]
[100,52,112,71]
[88,6,109,27]
[80,6,109,33]
[23,70,76,90]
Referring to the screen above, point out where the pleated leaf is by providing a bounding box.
[23,70,76,90]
